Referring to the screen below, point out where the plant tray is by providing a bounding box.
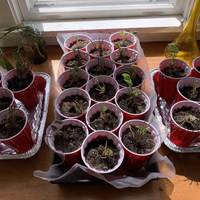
[0,72,51,159]
[151,69,200,153]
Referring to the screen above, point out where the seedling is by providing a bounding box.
[74,36,81,49]
[101,140,113,159]
[114,43,127,63]
[97,40,104,57]
[189,81,199,100]
[68,96,84,115]
[120,66,136,84]
[168,43,179,73]
[94,77,106,94]
[96,58,106,74]
[119,30,137,46]
[72,49,83,66]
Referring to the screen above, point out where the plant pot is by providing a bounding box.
[86,40,114,60]
[46,119,89,167]
[2,69,39,108]
[158,58,191,100]
[60,50,90,71]
[191,56,200,78]
[64,34,92,52]
[109,31,137,50]
[118,119,160,171]
[169,100,200,147]
[175,77,200,103]
[81,130,124,174]
[55,88,91,122]
[0,108,34,153]
[85,102,123,135]
[0,88,15,112]
[113,65,146,89]
[110,48,140,67]
[57,69,89,90]
[115,87,151,121]
[85,58,116,79]
[85,75,119,104]
[0,72,2,87]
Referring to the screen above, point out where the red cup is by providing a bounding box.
[191,56,200,78]
[118,119,160,171]
[0,72,2,87]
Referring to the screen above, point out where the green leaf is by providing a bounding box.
[120,30,125,36]
[133,31,138,36]
[2,23,24,32]
[0,57,14,70]
[54,120,63,125]
[168,43,179,53]
[74,36,79,40]
[13,52,23,62]
[101,106,107,113]
[130,66,136,73]
[74,66,81,73]
[122,73,132,86]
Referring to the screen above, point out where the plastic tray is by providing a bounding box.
[0,72,51,159]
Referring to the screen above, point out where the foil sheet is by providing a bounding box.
[0,72,51,159]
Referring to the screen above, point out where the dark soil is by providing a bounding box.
[0,97,12,111]
[117,93,146,114]
[161,66,186,78]
[116,73,142,87]
[0,116,25,139]
[7,71,33,91]
[90,110,119,131]
[62,75,87,89]
[89,48,111,57]
[179,86,200,101]
[54,124,86,153]
[69,40,89,50]
[173,106,200,130]
[122,124,155,154]
[88,65,113,76]
[65,58,88,68]
[59,95,89,117]
[89,82,116,101]
[112,39,133,47]
[84,137,120,171]
[115,55,137,64]
[196,66,200,72]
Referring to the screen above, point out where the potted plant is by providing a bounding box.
[0,88,15,112]
[60,49,90,71]
[115,73,150,121]
[169,100,200,147]
[46,119,89,167]
[110,44,140,67]
[2,52,39,108]
[85,75,119,104]
[57,66,89,90]
[86,57,116,79]
[118,119,160,171]
[191,56,200,78]
[113,65,146,89]
[55,87,91,122]
[64,34,91,52]
[0,106,34,153]
[86,40,114,60]
[81,130,124,174]
[85,102,123,134]
[109,30,137,50]
[158,43,191,100]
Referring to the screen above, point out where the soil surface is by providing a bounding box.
[112,39,133,47]
[161,66,186,78]
[88,65,113,76]
[122,124,155,154]
[117,93,146,114]
[0,97,12,111]
[84,137,120,171]
[115,55,137,64]
[59,95,89,117]
[116,73,142,87]
[62,75,86,89]
[180,86,200,101]
[69,40,89,50]
[54,124,86,153]
[90,110,119,131]
[7,72,33,91]
[0,116,25,139]
[89,48,111,57]
[173,106,200,130]
[65,58,88,68]
[89,82,116,101]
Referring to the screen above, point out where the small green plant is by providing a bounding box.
[168,43,179,73]
[120,65,136,84]
[189,81,199,100]
[114,43,127,63]
[99,106,107,120]
[119,30,137,46]
[101,140,113,159]
[74,36,81,49]
[68,96,84,115]
[94,77,106,94]
[72,49,83,66]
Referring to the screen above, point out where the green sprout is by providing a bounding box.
[72,49,82,66]
[168,43,179,72]
[95,77,106,94]
[119,30,135,46]
[100,106,107,120]
[74,36,82,49]
[101,140,113,159]
[114,43,127,63]
[189,81,199,100]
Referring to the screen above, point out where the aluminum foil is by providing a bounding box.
[0,73,51,159]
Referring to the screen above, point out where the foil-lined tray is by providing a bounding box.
[151,69,200,153]
[0,72,51,159]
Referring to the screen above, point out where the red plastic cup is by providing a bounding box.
[81,130,124,174]
[85,102,124,135]
[169,100,200,147]
[113,65,146,89]
[64,34,92,52]
[0,108,34,153]
[85,58,116,79]
[118,119,160,171]
[2,69,39,108]
[109,31,137,50]
[115,87,151,121]
[0,88,15,111]
[110,48,140,68]
[60,50,90,71]
[191,56,200,78]
[158,58,191,100]
[57,69,89,90]
[0,72,2,87]
[86,40,114,60]
[46,119,89,167]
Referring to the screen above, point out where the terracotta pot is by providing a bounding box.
[191,56,200,78]
[118,119,160,171]
[81,130,124,174]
